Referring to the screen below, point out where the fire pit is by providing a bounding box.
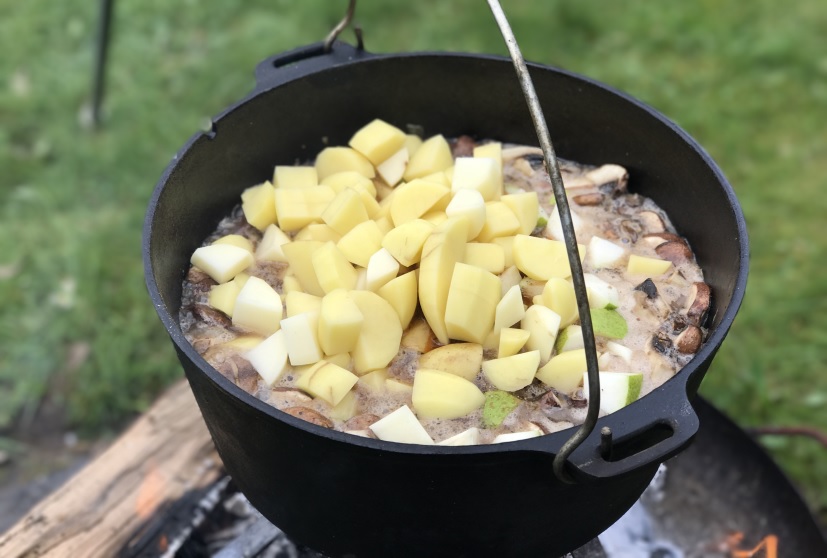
[121,398,825,557]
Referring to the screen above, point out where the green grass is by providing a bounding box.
[1,0,825,523]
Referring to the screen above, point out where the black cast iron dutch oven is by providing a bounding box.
[143,42,749,557]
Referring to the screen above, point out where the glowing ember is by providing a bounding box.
[721,532,779,558]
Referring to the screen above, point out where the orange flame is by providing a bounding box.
[722,531,779,558]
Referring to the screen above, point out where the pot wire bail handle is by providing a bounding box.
[487,0,603,484]
[324,0,364,52]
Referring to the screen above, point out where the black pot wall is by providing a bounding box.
[145,44,748,557]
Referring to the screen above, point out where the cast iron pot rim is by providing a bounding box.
[143,47,749,461]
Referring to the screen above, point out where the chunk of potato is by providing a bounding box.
[417,342,483,381]
[412,368,485,419]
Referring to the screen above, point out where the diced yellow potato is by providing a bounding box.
[627,254,672,276]
[482,350,541,392]
[473,142,503,199]
[273,166,318,189]
[245,330,290,386]
[420,210,448,226]
[319,289,363,355]
[446,189,486,240]
[483,329,500,351]
[241,181,277,231]
[390,179,450,226]
[374,215,394,235]
[401,316,435,353]
[281,311,323,366]
[381,219,435,266]
[282,240,325,296]
[542,277,579,328]
[498,327,531,358]
[418,217,468,344]
[349,118,407,165]
[493,236,516,268]
[232,276,283,336]
[476,202,521,242]
[321,188,369,236]
[452,157,500,201]
[325,352,352,369]
[438,427,481,446]
[275,185,336,232]
[296,223,341,243]
[354,189,380,220]
[191,244,253,284]
[315,147,375,180]
[377,271,418,329]
[212,234,254,253]
[512,234,585,281]
[501,191,539,235]
[349,290,403,374]
[366,247,400,291]
[412,368,485,419]
[499,264,521,297]
[337,220,384,267]
[421,170,450,188]
[403,134,453,181]
[404,134,423,158]
[535,349,587,394]
[208,273,247,316]
[493,284,526,333]
[295,360,359,406]
[282,274,302,294]
[329,390,359,421]
[464,242,505,274]
[375,176,394,196]
[320,171,377,197]
[417,343,482,381]
[256,224,291,262]
[222,334,264,351]
[369,405,434,445]
[312,242,358,293]
[285,290,322,318]
[386,378,413,395]
[376,147,409,187]
[520,304,562,363]
[444,165,455,183]
[445,262,501,344]
[359,368,388,391]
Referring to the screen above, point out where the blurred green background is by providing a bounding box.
[1,0,825,525]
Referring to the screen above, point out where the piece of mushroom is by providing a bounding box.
[282,406,334,428]
[272,387,313,405]
[640,232,684,249]
[684,282,712,326]
[634,278,659,300]
[562,175,595,190]
[451,135,476,158]
[344,413,380,431]
[649,331,673,355]
[655,241,694,264]
[676,325,703,354]
[573,192,603,206]
[502,145,543,160]
[638,211,667,233]
[584,164,629,192]
[519,277,545,301]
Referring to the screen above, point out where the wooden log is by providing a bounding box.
[0,379,221,558]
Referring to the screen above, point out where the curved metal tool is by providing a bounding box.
[487,0,603,484]
[324,0,364,52]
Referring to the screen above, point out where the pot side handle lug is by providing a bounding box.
[253,41,373,92]
[566,399,700,481]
